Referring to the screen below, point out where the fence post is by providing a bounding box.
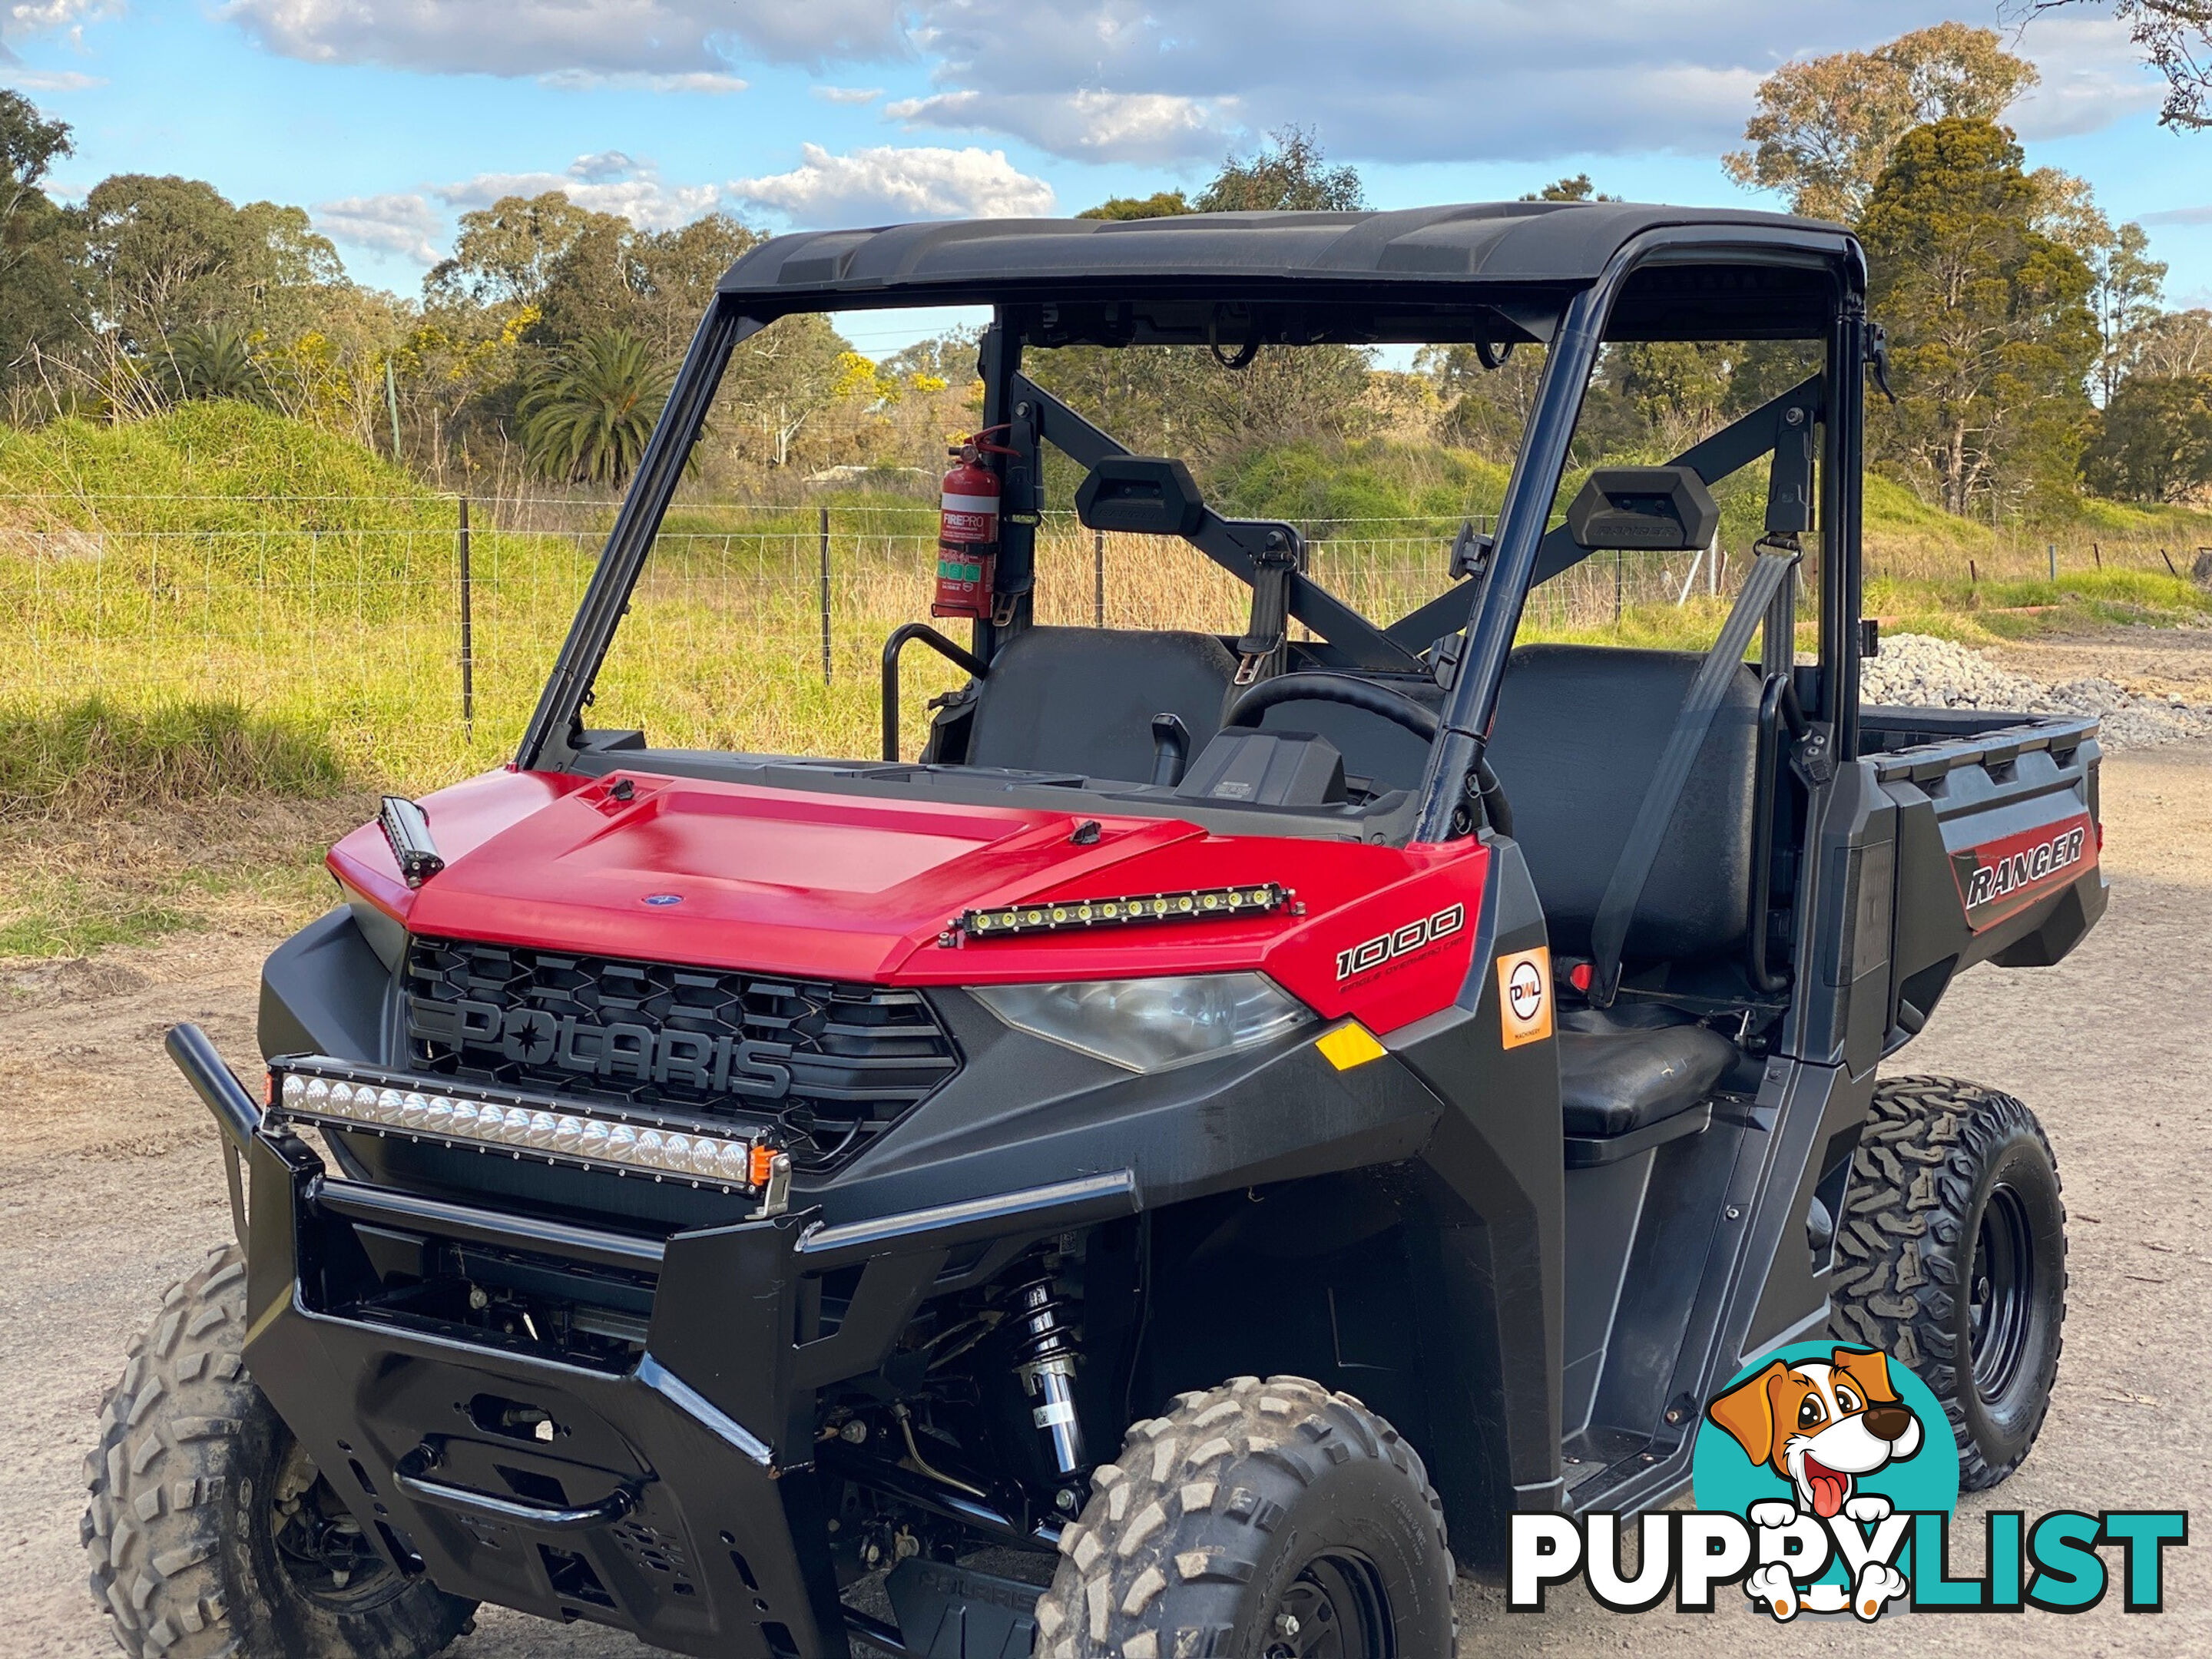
[458,495,475,739]
[1614,548,1623,626]
[1094,527,1106,628]
[819,506,833,685]
[2092,541,2102,570]
[386,359,403,462]
[2162,548,2177,575]
[2047,542,2057,581]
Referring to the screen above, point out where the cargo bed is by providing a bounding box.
[1862,705,2106,1050]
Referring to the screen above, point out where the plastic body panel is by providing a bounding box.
[1866,709,2107,1043]
[324,767,1488,1039]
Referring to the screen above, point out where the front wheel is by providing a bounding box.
[83,1245,476,1659]
[1035,1376,1454,1659]
[1830,1077,2068,1490]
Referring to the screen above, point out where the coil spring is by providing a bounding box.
[1006,1272,1080,1371]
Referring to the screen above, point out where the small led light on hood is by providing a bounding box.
[274,1064,791,1211]
[948,882,1293,943]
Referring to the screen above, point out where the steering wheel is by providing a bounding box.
[1220,672,1513,836]
[1223,671,1439,740]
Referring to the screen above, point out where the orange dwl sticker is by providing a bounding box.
[1495,947,1553,1049]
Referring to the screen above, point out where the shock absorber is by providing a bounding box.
[1008,1269,1084,1477]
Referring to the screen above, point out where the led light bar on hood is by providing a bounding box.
[271,1064,791,1213]
[948,882,1293,943]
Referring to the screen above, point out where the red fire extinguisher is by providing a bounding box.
[934,426,1020,620]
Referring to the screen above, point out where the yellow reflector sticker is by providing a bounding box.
[1496,946,1554,1049]
[1316,1022,1389,1071]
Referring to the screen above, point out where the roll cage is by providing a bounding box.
[516,202,1871,848]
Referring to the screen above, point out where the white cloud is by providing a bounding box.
[9,66,103,88]
[435,151,721,230]
[2142,205,2212,227]
[887,0,1957,165]
[218,0,903,76]
[730,143,1054,225]
[3,0,112,36]
[889,88,1228,164]
[203,1,2181,171]
[538,69,748,94]
[315,192,443,263]
[2,0,117,56]
[2008,14,2167,141]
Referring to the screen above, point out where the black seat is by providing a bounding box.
[1486,643,1762,965]
[1555,1007,1737,1136]
[965,627,1239,783]
[1485,644,1762,1147]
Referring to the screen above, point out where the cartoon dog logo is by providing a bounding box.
[1706,1346,1923,1619]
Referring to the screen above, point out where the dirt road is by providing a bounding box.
[5,744,2208,1657]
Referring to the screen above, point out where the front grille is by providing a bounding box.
[402,937,960,1168]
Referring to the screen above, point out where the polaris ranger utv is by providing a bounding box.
[88,204,2105,1659]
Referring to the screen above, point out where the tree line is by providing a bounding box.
[0,20,2207,517]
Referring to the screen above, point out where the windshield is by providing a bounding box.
[576,322,1518,768]
[538,286,1834,835]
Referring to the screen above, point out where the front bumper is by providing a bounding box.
[180,1018,1135,1657]
[240,1125,837,1658]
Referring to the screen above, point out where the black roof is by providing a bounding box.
[717,201,1856,314]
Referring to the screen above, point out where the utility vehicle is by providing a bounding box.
[88,203,2104,1659]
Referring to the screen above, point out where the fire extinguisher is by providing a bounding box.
[934,426,1020,620]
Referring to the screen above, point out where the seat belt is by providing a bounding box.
[1234,531,1303,686]
[1586,548,1801,1008]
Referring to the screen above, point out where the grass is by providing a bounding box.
[0,690,358,962]
[0,793,369,963]
[0,697,346,819]
[0,875,190,959]
[2,401,2211,957]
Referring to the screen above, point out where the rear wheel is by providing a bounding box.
[1035,1376,1453,1659]
[83,1245,475,1659]
[1830,1077,2067,1490]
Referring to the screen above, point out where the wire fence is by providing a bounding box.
[6,492,2197,785]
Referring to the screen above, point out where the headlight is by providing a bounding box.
[971,975,1315,1073]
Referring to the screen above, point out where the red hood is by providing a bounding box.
[333,768,1488,1033]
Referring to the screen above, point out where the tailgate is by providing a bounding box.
[1864,707,2108,1044]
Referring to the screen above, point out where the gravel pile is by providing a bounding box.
[1861,631,2212,750]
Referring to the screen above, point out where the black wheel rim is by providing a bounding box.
[269,1439,406,1611]
[1968,1181,2036,1402]
[1263,1551,1391,1659]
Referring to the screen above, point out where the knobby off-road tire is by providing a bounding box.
[83,1244,475,1659]
[1830,1076,2067,1491]
[1035,1376,1454,1659]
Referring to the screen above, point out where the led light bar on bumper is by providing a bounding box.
[270,1065,792,1212]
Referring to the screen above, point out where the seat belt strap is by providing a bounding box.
[1234,535,1303,686]
[1586,548,1800,1007]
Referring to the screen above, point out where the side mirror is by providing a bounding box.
[1565,465,1720,552]
[1075,456,1207,538]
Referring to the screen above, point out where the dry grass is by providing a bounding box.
[0,795,369,962]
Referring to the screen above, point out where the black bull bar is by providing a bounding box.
[165,1024,1134,1658]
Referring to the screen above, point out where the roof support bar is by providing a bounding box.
[1384,373,1825,652]
[1010,374,1420,673]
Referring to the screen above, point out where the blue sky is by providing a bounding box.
[7,1,2209,360]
